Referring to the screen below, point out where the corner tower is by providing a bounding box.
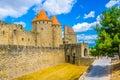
[64,26,77,44]
[32,10,53,47]
[51,16,63,47]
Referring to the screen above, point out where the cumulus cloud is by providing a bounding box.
[96,15,101,21]
[14,21,26,28]
[77,34,97,40]
[77,34,97,44]
[73,15,101,32]
[105,0,120,8]
[84,11,95,19]
[0,0,43,19]
[0,0,76,19]
[41,0,77,15]
[72,21,99,32]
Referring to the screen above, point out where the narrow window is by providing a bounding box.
[3,31,5,35]
[22,38,24,41]
[41,28,43,30]
[13,30,16,35]
[28,38,30,41]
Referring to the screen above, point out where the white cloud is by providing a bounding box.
[77,34,97,40]
[105,0,120,8]
[0,0,76,19]
[77,34,97,44]
[0,0,43,19]
[76,15,80,19]
[84,11,95,19]
[14,21,26,28]
[41,0,77,15]
[73,15,100,32]
[72,22,98,32]
[96,15,101,21]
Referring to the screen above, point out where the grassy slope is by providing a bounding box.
[14,63,88,80]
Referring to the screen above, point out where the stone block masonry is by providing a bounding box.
[0,45,65,80]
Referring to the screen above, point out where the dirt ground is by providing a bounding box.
[111,60,120,80]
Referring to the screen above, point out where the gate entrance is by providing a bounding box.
[84,48,87,56]
[73,53,75,64]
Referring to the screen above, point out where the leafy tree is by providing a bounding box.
[94,6,120,58]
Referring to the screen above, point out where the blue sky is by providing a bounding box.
[0,0,120,47]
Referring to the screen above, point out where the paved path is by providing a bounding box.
[84,57,111,80]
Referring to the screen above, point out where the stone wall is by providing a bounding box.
[52,25,63,47]
[64,43,89,65]
[0,22,35,47]
[0,45,65,80]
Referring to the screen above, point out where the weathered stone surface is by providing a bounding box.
[0,46,65,80]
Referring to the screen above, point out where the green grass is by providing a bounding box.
[13,63,88,80]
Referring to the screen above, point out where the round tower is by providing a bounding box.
[51,16,63,47]
[32,10,53,47]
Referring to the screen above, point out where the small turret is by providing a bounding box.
[51,16,63,47]
[51,16,60,26]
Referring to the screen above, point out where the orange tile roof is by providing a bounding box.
[66,26,75,33]
[51,16,61,25]
[32,10,49,22]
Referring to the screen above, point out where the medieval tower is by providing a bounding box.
[32,10,63,47]
[64,26,77,44]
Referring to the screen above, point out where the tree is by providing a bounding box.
[94,6,120,58]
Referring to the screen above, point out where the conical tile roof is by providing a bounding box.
[51,16,60,25]
[66,26,75,33]
[32,10,49,22]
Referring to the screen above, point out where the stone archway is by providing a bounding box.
[72,47,76,64]
[66,49,70,62]
[84,48,88,56]
[68,55,70,62]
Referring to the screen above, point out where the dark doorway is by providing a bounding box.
[68,55,70,62]
[73,53,75,64]
[84,48,87,56]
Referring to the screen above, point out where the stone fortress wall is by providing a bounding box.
[0,10,89,80]
[0,46,65,80]
[0,22,35,46]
